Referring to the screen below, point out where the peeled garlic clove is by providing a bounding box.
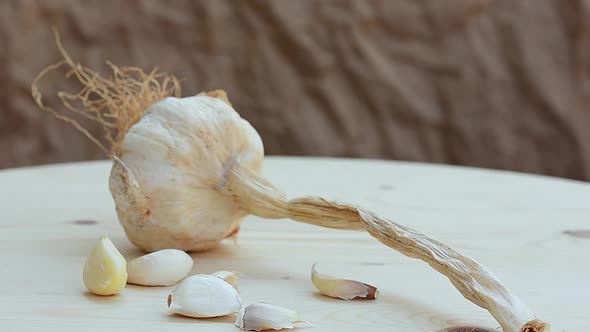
[311,264,378,300]
[127,249,193,286]
[211,270,239,288]
[168,274,242,318]
[82,236,127,296]
[236,303,300,331]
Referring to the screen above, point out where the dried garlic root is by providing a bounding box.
[33,32,550,332]
[82,236,127,296]
[236,303,301,331]
[167,274,242,318]
[211,270,239,289]
[127,249,193,286]
[311,264,377,300]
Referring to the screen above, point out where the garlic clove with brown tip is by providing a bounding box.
[127,249,193,286]
[236,303,300,331]
[211,270,239,289]
[167,274,242,318]
[311,264,378,300]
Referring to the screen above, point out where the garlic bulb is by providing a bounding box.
[110,93,263,252]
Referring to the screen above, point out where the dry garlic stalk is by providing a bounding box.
[167,274,242,318]
[211,270,239,289]
[83,236,127,295]
[311,264,377,300]
[127,249,193,286]
[236,303,301,331]
[32,34,550,332]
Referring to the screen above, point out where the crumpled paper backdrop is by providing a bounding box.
[1,0,588,180]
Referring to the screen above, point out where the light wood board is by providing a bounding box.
[1,157,588,331]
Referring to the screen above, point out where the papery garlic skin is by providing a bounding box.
[83,237,127,296]
[109,94,264,252]
[211,270,239,289]
[168,274,242,318]
[236,303,299,331]
[127,249,193,286]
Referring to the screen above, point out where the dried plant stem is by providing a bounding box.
[228,165,550,332]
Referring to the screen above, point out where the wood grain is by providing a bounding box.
[0,157,588,331]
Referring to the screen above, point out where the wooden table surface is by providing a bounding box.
[1,157,588,331]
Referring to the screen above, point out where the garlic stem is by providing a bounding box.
[227,165,550,332]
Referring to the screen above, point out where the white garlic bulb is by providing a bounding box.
[109,93,264,252]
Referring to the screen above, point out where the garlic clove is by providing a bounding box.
[311,264,378,300]
[82,236,128,296]
[127,249,193,286]
[211,270,239,289]
[236,303,300,331]
[168,274,242,318]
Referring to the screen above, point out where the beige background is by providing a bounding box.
[2,0,589,180]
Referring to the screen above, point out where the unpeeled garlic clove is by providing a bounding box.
[211,270,239,289]
[236,303,300,331]
[127,249,193,286]
[311,263,378,300]
[168,274,242,318]
[82,236,127,296]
